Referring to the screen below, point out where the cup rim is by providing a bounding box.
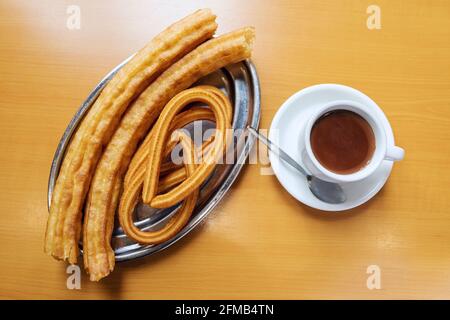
[304,100,387,183]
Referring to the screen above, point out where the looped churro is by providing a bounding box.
[119,86,232,245]
[124,85,232,190]
[120,131,199,244]
[142,87,231,208]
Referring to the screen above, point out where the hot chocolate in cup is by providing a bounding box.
[301,100,404,183]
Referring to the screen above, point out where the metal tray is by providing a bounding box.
[47,58,260,261]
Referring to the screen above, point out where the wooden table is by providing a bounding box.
[1,0,449,299]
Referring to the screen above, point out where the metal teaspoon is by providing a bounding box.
[248,126,346,204]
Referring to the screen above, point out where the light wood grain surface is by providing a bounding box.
[1,0,449,299]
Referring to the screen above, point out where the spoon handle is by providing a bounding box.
[248,126,310,177]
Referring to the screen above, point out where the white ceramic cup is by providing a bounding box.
[301,100,404,183]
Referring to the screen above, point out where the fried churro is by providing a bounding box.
[45,9,217,263]
[141,88,230,208]
[124,106,215,187]
[119,86,231,245]
[119,130,199,245]
[124,86,232,189]
[83,28,254,281]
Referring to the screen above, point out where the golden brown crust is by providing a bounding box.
[44,9,217,264]
[142,88,231,208]
[124,85,232,189]
[83,28,254,281]
[124,106,216,187]
[119,86,231,245]
[120,130,199,245]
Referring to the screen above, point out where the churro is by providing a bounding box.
[119,86,231,244]
[45,9,217,263]
[83,28,254,281]
[124,106,215,187]
[124,86,232,189]
[120,130,199,245]
[141,88,230,208]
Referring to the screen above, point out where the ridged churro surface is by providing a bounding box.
[84,28,255,281]
[45,9,217,264]
[141,88,230,208]
[119,86,232,246]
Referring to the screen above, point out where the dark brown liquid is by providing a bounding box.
[310,110,375,174]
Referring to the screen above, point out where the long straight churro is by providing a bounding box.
[83,28,255,281]
[45,9,217,263]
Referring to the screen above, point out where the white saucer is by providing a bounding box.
[268,84,395,211]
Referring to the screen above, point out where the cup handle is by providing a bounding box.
[385,145,405,161]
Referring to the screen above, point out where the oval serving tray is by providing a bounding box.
[47,58,260,262]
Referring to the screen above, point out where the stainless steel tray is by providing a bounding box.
[47,58,260,262]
